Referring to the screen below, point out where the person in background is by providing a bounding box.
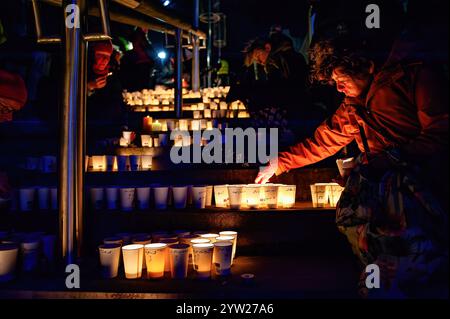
[0,69,27,201]
[255,37,448,298]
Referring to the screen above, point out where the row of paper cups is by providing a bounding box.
[213,184,297,210]
[99,230,237,280]
[86,155,153,172]
[13,187,58,212]
[310,183,345,208]
[20,156,57,173]
[89,185,214,211]
[0,231,56,282]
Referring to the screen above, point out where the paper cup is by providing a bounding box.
[243,185,261,209]
[153,187,169,210]
[178,234,199,265]
[219,231,238,261]
[172,186,188,209]
[310,184,329,208]
[41,156,57,173]
[200,233,219,244]
[122,131,133,145]
[192,243,214,280]
[91,155,106,172]
[277,185,296,208]
[99,243,121,278]
[117,155,129,171]
[129,155,141,171]
[213,241,233,276]
[144,243,167,279]
[262,185,279,209]
[90,187,104,210]
[37,187,50,210]
[21,239,40,272]
[0,244,19,282]
[132,236,152,269]
[50,187,58,210]
[192,186,206,209]
[205,186,213,207]
[336,157,355,178]
[19,188,35,211]
[329,183,344,207]
[106,155,117,172]
[136,187,151,210]
[168,244,189,279]
[160,239,179,272]
[141,155,153,170]
[141,135,152,147]
[105,187,119,210]
[122,244,144,279]
[120,188,135,212]
[227,185,244,210]
[214,185,229,208]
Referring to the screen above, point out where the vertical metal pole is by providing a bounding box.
[60,0,82,264]
[207,0,212,88]
[175,28,183,118]
[191,0,200,92]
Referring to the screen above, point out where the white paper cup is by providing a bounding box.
[214,185,229,208]
[178,234,199,265]
[262,185,279,209]
[99,243,121,278]
[141,155,153,170]
[106,155,117,172]
[219,231,238,261]
[0,244,19,282]
[91,155,107,172]
[205,186,213,207]
[154,187,169,210]
[122,244,144,279]
[129,155,141,171]
[200,233,219,244]
[41,156,57,173]
[144,243,167,279]
[192,243,214,280]
[132,236,152,269]
[243,185,261,209]
[277,185,296,208]
[141,135,152,147]
[117,155,129,171]
[136,187,151,210]
[329,183,344,207]
[192,186,207,209]
[122,131,133,145]
[227,185,244,210]
[172,186,188,209]
[336,157,355,178]
[160,239,179,272]
[168,244,189,279]
[37,187,50,210]
[89,187,104,210]
[41,234,56,264]
[20,239,40,272]
[310,184,329,208]
[105,187,119,210]
[50,187,58,210]
[213,241,233,276]
[120,188,135,212]
[19,188,35,211]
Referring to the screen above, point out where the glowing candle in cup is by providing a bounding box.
[277,185,296,208]
[213,241,233,276]
[213,185,229,208]
[192,243,214,280]
[121,244,144,279]
[219,231,238,261]
[144,243,167,279]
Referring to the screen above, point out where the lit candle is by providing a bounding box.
[143,116,153,132]
[151,120,162,132]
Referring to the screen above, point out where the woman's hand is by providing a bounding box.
[87,75,108,91]
[255,158,278,184]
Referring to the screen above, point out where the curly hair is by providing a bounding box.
[308,37,373,85]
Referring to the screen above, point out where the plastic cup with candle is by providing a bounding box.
[141,134,152,147]
[98,243,121,278]
[172,186,188,209]
[262,184,279,209]
[129,155,141,171]
[310,183,329,208]
[278,185,297,208]
[117,155,129,171]
[105,187,119,210]
[19,188,35,211]
[192,243,214,280]
[37,187,50,210]
[227,185,244,210]
[214,185,229,208]
[0,244,19,282]
[219,231,238,260]
[153,186,169,210]
[213,241,233,276]
[144,243,167,279]
[168,244,190,279]
[120,188,135,212]
[106,155,117,172]
[136,187,151,210]
[192,186,207,209]
[122,244,144,279]
[89,187,104,210]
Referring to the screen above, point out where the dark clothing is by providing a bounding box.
[120,50,156,92]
